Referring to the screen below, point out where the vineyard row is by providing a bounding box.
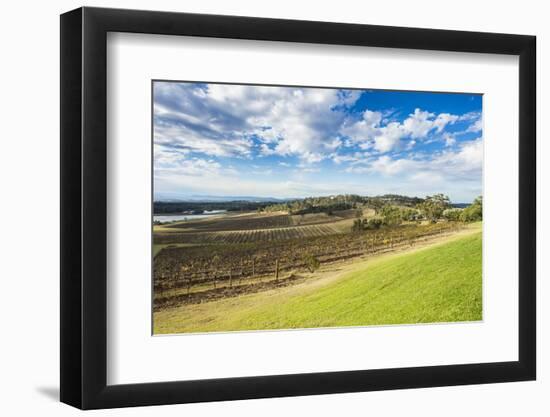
[154,222,463,296]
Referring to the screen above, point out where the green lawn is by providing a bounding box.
[154,231,482,334]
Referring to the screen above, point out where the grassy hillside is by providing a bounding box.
[154,231,482,334]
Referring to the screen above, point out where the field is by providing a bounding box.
[153,210,364,245]
[153,205,481,333]
[154,228,482,334]
[154,215,463,305]
[155,223,343,245]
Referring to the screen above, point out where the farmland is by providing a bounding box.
[154,228,482,334]
[153,210,360,247]
[153,194,483,333]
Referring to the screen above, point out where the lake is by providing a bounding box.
[154,210,227,223]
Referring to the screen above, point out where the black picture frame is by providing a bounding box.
[60,6,536,410]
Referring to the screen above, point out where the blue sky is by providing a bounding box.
[153,81,482,203]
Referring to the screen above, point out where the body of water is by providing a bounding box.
[154,210,227,223]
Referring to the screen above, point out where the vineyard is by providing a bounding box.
[163,212,295,231]
[154,231,482,334]
[153,218,465,311]
[155,223,343,245]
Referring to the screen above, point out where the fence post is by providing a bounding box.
[275,259,279,282]
[239,259,243,285]
[252,258,255,278]
[229,269,232,288]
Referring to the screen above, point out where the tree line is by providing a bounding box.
[263,194,429,215]
[352,194,483,232]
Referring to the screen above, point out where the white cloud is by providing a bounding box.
[341,107,460,153]
[443,132,456,147]
[433,113,460,133]
[467,117,483,133]
[347,155,417,176]
[332,154,359,164]
[252,127,281,143]
[402,109,436,138]
[373,122,405,152]
[364,109,383,126]
[154,122,253,158]
[154,82,482,201]
[338,89,362,107]
[434,137,483,176]
[331,151,372,165]
[259,143,276,156]
[154,82,360,162]
[299,167,321,173]
[155,156,222,177]
[458,111,481,121]
[154,144,240,179]
[156,172,366,200]
[348,138,482,182]
[455,111,483,134]
[251,168,274,176]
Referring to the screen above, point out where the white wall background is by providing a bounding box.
[0,0,545,415]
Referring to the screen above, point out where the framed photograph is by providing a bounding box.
[60,7,536,409]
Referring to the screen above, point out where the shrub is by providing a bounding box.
[380,205,402,226]
[416,194,451,222]
[443,208,463,221]
[303,254,320,272]
[461,196,482,222]
[366,218,383,230]
[351,218,366,232]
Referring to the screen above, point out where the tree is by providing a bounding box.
[400,207,419,222]
[366,218,383,230]
[351,218,365,232]
[461,196,482,222]
[367,198,385,214]
[417,194,451,222]
[443,208,463,221]
[380,205,402,226]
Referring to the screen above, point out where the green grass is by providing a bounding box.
[154,231,482,334]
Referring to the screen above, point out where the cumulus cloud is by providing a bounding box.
[467,117,483,133]
[352,138,483,182]
[259,143,276,156]
[154,82,483,201]
[340,107,460,153]
[154,83,254,158]
[155,82,476,163]
[154,144,227,177]
[443,132,456,147]
[154,82,360,162]
[346,155,416,175]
